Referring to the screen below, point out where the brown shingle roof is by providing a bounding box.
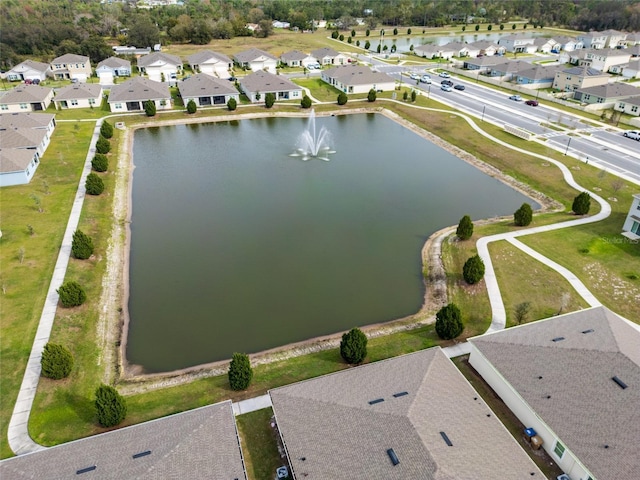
[0,113,54,130]
[0,148,36,173]
[238,70,300,94]
[108,77,170,103]
[54,83,102,101]
[0,85,53,105]
[178,73,238,98]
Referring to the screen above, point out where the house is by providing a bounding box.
[552,66,610,93]
[622,193,640,239]
[559,48,588,66]
[515,65,563,88]
[310,47,349,66]
[443,41,472,57]
[50,54,92,82]
[615,95,640,116]
[624,34,640,47]
[53,83,103,110]
[622,59,640,79]
[321,65,396,94]
[469,306,640,480]
[463,56,509,73]
[629,44,640,57]
[553,36,583,52]
[577,32,609,49]
[280,50,316,68]
[436,44,457,60]
[6,60,51,82]
[270,347,544,479]
[244,23,260,32]
[0,112,56,187]
[414,44,443,59]
[272,20,290,29]
[468,40,505,56]
[112,45,152,57]
[497,34,535,53]
[0,85,54,113]
[233,48,278,74]
[187,50,232,78]
[0,401,248,479]
[107,77,171,112]
[96,57,132,84]
[575,82,640,108]
[238,70,302,103]
[583,49,631,73]
[489,60,530,80]
[178,73,239,107]
[601,29,628,48]
[137,52,182,82]
[533,37,561,54]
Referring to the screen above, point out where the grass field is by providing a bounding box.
[236,408,285,480]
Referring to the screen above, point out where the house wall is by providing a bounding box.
[553,73,609,92]
[55,97,99,109]
[7,68,47,82]
[144,66,178,82]
[247,60,277,74]
[468,346,593,480]
[622,196,640,235]
[0,156,38,187]
[1,90,53,113]
[108,98,171,112]
[615,100,640,116]
[197,64,231,78]
[243,88,301,103]
[185,93,239,107]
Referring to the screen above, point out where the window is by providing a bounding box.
[71,99,78,106]
[114,103,123,110]
[554,440,566,459]
[20,103,28,110]
[88,98,95,105]
[632,106,638,113]
[0,105,7,110]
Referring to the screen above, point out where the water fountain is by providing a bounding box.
[291,109,335,161]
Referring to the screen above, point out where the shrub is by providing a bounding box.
[364,40,370,50]
[340,327,367,364]
[572,191,591,215]
[403,91,408,101]
[475,24,480,31]
[228,352,253,390]
[435,303,464,340]
[100,120,114,139]
[85,172,105,195]
[72,229,94,259]
[411,90,417,102]
[338,34,344,41]
[186,99,197,114]
[500,24,505,30]
[92,153,108,172]
[265,92,275,108]
[367,88,377,102]
[41,343,74,379]
[337,92,348,105]
[144,99,156,117]
[514,203,533,226]
[57,280,86,307]
[301,95,312,109]
[95,136,111,154]
[456,215,474,240]
[227,97,237,111]
[407,28,412,35]
[393,27,398,35]
[95,384,127,427]
[331,30,339,39]
[487,24,493,31]
[463,254,485,284]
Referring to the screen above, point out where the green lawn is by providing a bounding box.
[236,408,285,480]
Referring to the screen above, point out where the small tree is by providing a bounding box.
[144,99,156,117]
[57,281,86,307]
[92,153,108,172]
[367,88,377,102]
[487,24,492,31]
[364,40,371,50]
[475,24,480,31]
[572,191,591,215]
[403,91,409,101]
[228,352,253,390]
[95,136,111,154]
[100,120,114,139]
[301,95,312,109]
[255,91,261,102]
[95,384,127,427]
[85,173,105,195]
[72,229,94,259]
[500,24,505,30]
[366,29,370,37]
[393,27,398,35]
[463,254,485,284]
[186,99,197,114]
[411,90,417,102]
[514,203,533,226]
[351,29,356,37]
[456,215,474,240]
[331,30,339,39]
[407,28,412,35]
[41,343,74,379]
[265,92,275,108]
[512,23,517,29]
[227,97,237,111]
[347,36,352,44]
[514,302,531,325]
[338,34,344,41]
[340,327,367,364]
[337,92,348,105]
[435,303,464,340]
[462,25,466,32]
[377,44,381,53]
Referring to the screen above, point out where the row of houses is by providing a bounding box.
[0,306,636,479]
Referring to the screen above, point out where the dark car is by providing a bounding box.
[441,80,453,87]
[454,84,465,91]
[525,100,539,106]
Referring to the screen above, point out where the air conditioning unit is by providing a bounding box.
[556,474,571,480]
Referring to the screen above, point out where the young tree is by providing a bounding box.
[85,173,105,195]
[301,95,312,109]
[411,90,417,102]
[463,254,485,284]
[367,88,377,102]
[393,27,398,35]
[144,99,156,117]
[403,91,409,101]
[475,24,480,31]
[487,24,493,31]
[435,303,464,340]
[351,29,356,37]
[514,203,533,226]
[41,343,74,379]
[339,34,344,41]
[100,120,114,139]
[337,92,348,105]
[92,153,108,172]
[228,352,253,390]
[57,281,87,307]
[366,29,370,37]
[364,40,371,50]
[331,30,339,39]
[347,36,352,44]
[462,25,466,32]
[255,91,261,102]
[500,24,505,30]
[407,28,412,35]
[340,327,367,364]
[512,23,517,29]
[186,99,197,114]
[514,302,531,325]
[377,44,381,53]
[95,384,127,427]
[265,92,275,108]
[572,191,591,215]
[456,215,474,240]
[227,97,237,111]
[95,136,111,154]
[72,229,94,260]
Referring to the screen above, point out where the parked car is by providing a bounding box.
[509,95,522,101]
[420,75,432,84]
[525,100,539,106]
[441,80,453,87]
[276,466,289,479]
[441,84,453,92]
[454,84,465,91]
[439,72,451,78]
[623,130,640,140]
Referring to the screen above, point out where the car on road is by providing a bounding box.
[276,466,289,479]
[441,84,453,92]
[525,100,539,106]
[623,130,640,140]
[454,84,465,91]
[509,95,522,101]
[441,80,453,87]
[420,75,432,84]
[439,72,451,78]
[410,73,420,80]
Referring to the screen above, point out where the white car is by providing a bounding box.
[623,130,640,140]
[420,75,432,84]
[410,73,420,80]
[441,84,453,92]
[438,72,451,78]
[509,94,522,101]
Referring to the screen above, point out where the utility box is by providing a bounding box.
[530,435,543,450]
[524,427,536,442]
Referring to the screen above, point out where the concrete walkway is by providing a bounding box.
[232,394,272,415]
[7,119,103,456]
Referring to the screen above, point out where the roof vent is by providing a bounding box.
[440,431,453,446]
[132,450,152,459]
[612,376,627,389]
[386,448,399,466]
[581,329,594,334]
[76,466,97,475]
[552,337,565,342]
[392,391,408,398]
[368,398,384,405]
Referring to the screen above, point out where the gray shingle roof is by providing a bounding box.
[108,77,170,103]
[178,73,238,98]
[233,48,277,63]
[0,128,47,149]
[516,64,563,80]
[620,95,640,106]
[97,56,131,69]
[54,83,102,101]
[137,52,182,68]
[577,82,640,99]
[0,85,53,105]
[280,50,310,62]
[311,47,339,59]
[239,70,300,94]
[0,113,54,130]
[561,65,607,77]
[9,60,51,74]
[270,347,543,480]
[324,65,395,87]
[0,148,36,173]
[187,50,231,65]
[52,54,90,65]
[469,307,640,480]
[0,400,247,479]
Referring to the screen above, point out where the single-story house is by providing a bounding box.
[463,56,510,73]
[0,112,56,135]
[280,50,316,68]
[50,54,92,82]
[413,44,442,59]
[515,64,563,88]
[443,41,473,57]
[233,48,278,74]
[270,347,544,479]
[238,70,302,103]
[577,32,608,50]
[622,59,640,79]
[272,20,290,29]
[0,148,41,187]
[584,48,632,73]
[468,40,505,56]
[6,60,51,82]
[321,65,396,94]
[469,306,640,480]
[137,52,182,83]
[187,50,232,78]
[0,401,248,479]
[489,60,530,80]
[178,73,239,107]
[553,65,610,93]
[436,44,457,60]
[311,47,349,66]
[54,83,103,109]
[0,85,54,113]
[498,34,535,53]
[622,193,640,239]
[533,37,561,54]
[107,77,171,112]
[614,95,640,117]
[96,57,132,84]
[575,82,640,107]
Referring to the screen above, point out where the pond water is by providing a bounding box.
[127,113,537,373]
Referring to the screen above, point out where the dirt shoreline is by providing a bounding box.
[102,107,559,395]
